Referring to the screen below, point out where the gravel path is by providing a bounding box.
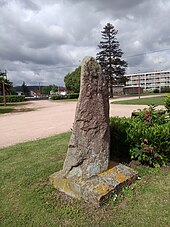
[0,97,162,148]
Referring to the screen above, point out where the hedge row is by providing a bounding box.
[110,105,170,167]
[50,93,79,100]
[0,95,25,103]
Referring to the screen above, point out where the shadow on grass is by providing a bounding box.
[0,102,30,107]
[0,107,14,114]
[0,105,36,114]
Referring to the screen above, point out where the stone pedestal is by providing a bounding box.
[50,163,138,206]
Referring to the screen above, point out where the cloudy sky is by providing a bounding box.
[0,0,170,86]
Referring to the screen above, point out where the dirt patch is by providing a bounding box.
[0,99,154,148]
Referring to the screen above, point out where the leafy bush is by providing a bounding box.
[128,106,170,167]
[110,105,170,167]
[50,93,79,100]
[66,93,79,99]
[0,95,25,103]
[132,105,167,125]
[50,94,66,100]
[110,117,131,161]
[165,95,170,115]
[153,88,159,93]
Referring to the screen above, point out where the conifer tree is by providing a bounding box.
[96,23,128,97]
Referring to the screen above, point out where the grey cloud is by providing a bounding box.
[0,0,170,85]
[16,0,39,11]
[66,0,146,11]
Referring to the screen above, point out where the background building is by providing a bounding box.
[126,70,170,92]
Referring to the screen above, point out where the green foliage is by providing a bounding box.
[153,88,159,93]
[110,117,131,160]
[0,106,14,114]
[0,71,13,94]
[21,81,30,96]
[66,93,79,99]
[41,85,58,95]
[128,106,170,167]
[132,105,167,125]
[0,95,25,103]
[96,22,127,97]
[50,94,66,100]
[165,94,170,115]
[41,85,53,95]
[8,87,16,95]
[64,66,81,93]
[50,93,79,100]
[110,106,170,167]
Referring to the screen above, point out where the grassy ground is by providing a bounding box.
[0,106,14,114]
[112,96,165,105]
[51,98,78,102]
[0,133,170,226]
[0,102,34,114]
[0,133,170,227]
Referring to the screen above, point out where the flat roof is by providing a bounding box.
[125,70,170,76]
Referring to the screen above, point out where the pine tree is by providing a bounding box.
[96,23,128,97]
[21,81,30,96]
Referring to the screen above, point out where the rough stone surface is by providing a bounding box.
[50,164,138,206]
[62,56,110,179]
[50,56,138,205]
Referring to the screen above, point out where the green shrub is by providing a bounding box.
[66,93,79,99]
[110,106,170,167]
[132,105,167,125]
[50,93,79,100]
[0,96,4,103]
[50,94,66,100]
[128,106,170,167]
[0,95,25,103]
[165,95,170,114]
[153,88,159,93]
[110,117,131,161]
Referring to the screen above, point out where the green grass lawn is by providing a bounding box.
[51,98,78,102]
[0,106,14,114]
[0,133,170,226]
[0,102,33,114]
[112,96,165,105]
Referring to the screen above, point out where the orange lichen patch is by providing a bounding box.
[95,183,114,195]
[107,167,117,174]
[97,167,117,177]
[53,177,67,189]
[115,173,129,183]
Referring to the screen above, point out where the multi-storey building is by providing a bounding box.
[125,70,170,91]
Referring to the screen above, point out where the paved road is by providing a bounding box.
[0,97,162,148]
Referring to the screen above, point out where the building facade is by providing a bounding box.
[125,70,170,91]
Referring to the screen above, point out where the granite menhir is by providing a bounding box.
[62,56,110,179]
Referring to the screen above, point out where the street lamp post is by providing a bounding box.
[137,69,141,99]
[3,81,6,106]
[2,72,7,106]
[138,74,141,99]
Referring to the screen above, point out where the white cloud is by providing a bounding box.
[0,0,170,85]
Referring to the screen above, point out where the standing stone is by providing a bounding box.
[63,56,110,179]
[50,56,138,206]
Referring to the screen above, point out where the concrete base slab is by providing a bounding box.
[50,164,138,206]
